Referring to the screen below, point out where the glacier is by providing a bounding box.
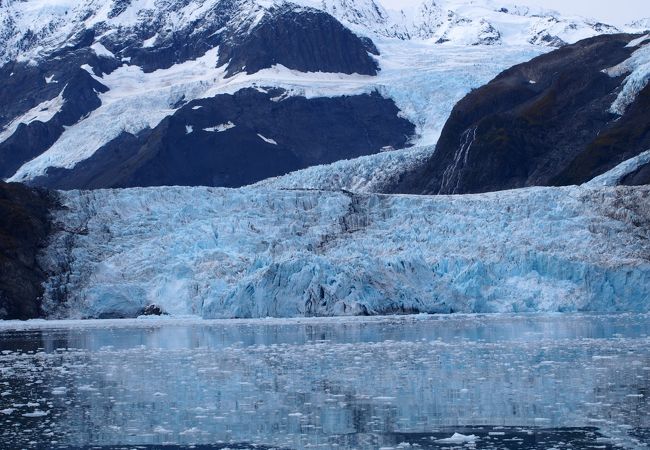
[255,145,435,193]
[40,180,650,319]
[604,36,650,115]
[6,41,542,182]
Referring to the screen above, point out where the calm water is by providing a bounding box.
[0,314,649,449]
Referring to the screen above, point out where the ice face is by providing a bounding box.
[40,182,650,319]
[0,314,648,448]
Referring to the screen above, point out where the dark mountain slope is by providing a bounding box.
[0,182,57,320]
[218,4,379,77]
[30,88,414,189]
[388,33,650,195]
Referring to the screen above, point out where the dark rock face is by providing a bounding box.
[218,4,379,77]
[389,34,650,195]
[621,162,650,186]
[104,0,245,73]
[30,88,414,189]
[0,182,56,320]
[141,304,165,316]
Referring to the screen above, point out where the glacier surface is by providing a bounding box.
[41,183,650,319]
[6,40,541,182]
[604,37,650,115]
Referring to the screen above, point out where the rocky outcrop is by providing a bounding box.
[388,33,650,195]
[0,182,56,320]
[218,4,379,77]
[29,88,414,189]
[621,162,650,186]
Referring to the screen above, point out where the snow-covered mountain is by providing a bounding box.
[388,33,650,195]
[0,0,624,190]
[0,0,622,66]
[312,0,621,46]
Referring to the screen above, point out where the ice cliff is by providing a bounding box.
[40,182,650,319]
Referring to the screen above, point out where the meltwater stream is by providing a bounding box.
[0,314,649,449]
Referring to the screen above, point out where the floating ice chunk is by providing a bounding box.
[22,410,49,418]
[52,387,67,395]
[185,125,193,134]
[45,75,57,84]
[0,408,14,415]
[257,133,277,145]
[436,433,478,443]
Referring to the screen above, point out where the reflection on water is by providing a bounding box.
[0,314,648,449]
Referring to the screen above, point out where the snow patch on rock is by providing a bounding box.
[204,122,236,132]
[0,87,66,145]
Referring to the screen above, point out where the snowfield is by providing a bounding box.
[41,181,650,319]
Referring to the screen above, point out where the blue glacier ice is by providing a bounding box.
[41,179,650,319]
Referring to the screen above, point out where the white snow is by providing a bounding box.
[257,133,277,145]
[0,0,621,70]
[90,42,114,58]
[8,48,226,182]
[142,34,158,49]
[0,87,66,146]
[204,122,236,133]
[293,0,619,46]
[40,183,650,319]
